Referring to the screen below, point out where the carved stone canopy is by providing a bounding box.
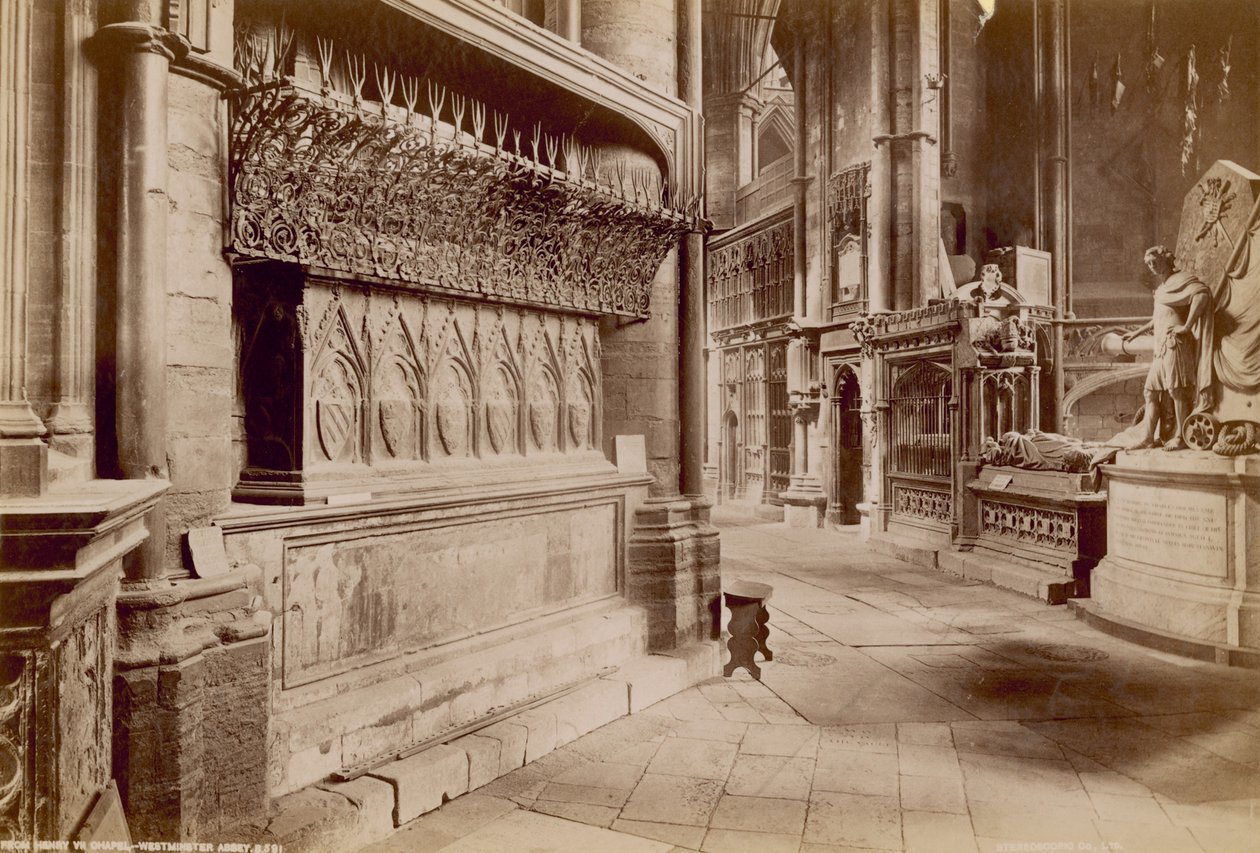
[228,82,694,319]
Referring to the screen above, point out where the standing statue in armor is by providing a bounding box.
[1124,246,1214,449]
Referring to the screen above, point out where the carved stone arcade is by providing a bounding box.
[235,265,604,503]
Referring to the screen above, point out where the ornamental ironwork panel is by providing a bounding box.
[227,78,693,319]
[980,500,1078,550]
[888,361,952,478]
[892,484,953,524]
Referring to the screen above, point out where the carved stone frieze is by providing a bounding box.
[228,83,693,319]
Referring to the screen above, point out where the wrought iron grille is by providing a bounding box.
[227,29,695,319]
[708,213,793,332]
[767,341,791,501]
[889,361,952,478]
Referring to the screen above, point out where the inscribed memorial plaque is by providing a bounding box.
[1108,479,1227,577]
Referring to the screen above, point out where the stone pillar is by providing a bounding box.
[581,0,676,93]
[703,91,759,230]
[1038,0,1070,432]
[46,1,99,461]
[89,18,187,580]
[868,0,892,314]
[556,0,581,42]
[588,0,719,651]
[781,24,826,528]
[914,0,942,307]
[0,479,164,848]
[0,0,49,499]
[883,0,940,310]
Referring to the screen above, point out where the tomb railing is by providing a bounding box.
[227,72,695,320]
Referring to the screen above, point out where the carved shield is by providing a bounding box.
[436,395,468,456]
[529,401,556,450]
[486,399,514,454]
[568,402,591,447]
[316,400,355,461]
[378,399,411,458]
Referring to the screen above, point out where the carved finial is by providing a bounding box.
[450,93,466,138]
[271,15,294,80]
[427,80,447,126]
[401,76,419,120]
[544,134,559,170]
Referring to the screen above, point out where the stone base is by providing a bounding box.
[0,479,166,843]
[242,643,720,853]
[114,571,272,842]
[627,496,722,651]
[0,437,48,498]
[1092,450,1260,652]
[1069,600,1260,669]
[939,549,1075,605]
[779,476,827,529]
[868,527,943,570]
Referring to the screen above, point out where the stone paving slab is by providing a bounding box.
[358,513,1260,853]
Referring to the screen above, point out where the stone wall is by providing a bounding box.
[1070,0,1259,314]
[1065,375,1145,442]
[601,253,681,496]
[165,73,235,569]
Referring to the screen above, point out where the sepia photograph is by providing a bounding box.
[1,0,1258,850]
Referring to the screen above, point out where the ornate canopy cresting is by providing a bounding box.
[227,76,696,318]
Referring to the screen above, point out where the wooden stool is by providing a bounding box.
[722,580,773,680]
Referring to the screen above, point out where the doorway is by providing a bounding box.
[829,365,863,525]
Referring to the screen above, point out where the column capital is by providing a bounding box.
[88,22,190,63]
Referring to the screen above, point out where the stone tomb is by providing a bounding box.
[1090,161,1260,657]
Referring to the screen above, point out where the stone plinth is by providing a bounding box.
[780,475,828,529]
[626,496,721,652]
[947,466,1106,604]
[0,479,165,847]
[219,468,653,796]
[1091,450,1260,652]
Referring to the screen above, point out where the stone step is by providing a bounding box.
[253,642,719,853]
[938,549,1075,605]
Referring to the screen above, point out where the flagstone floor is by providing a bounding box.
[360,510,1260,853]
